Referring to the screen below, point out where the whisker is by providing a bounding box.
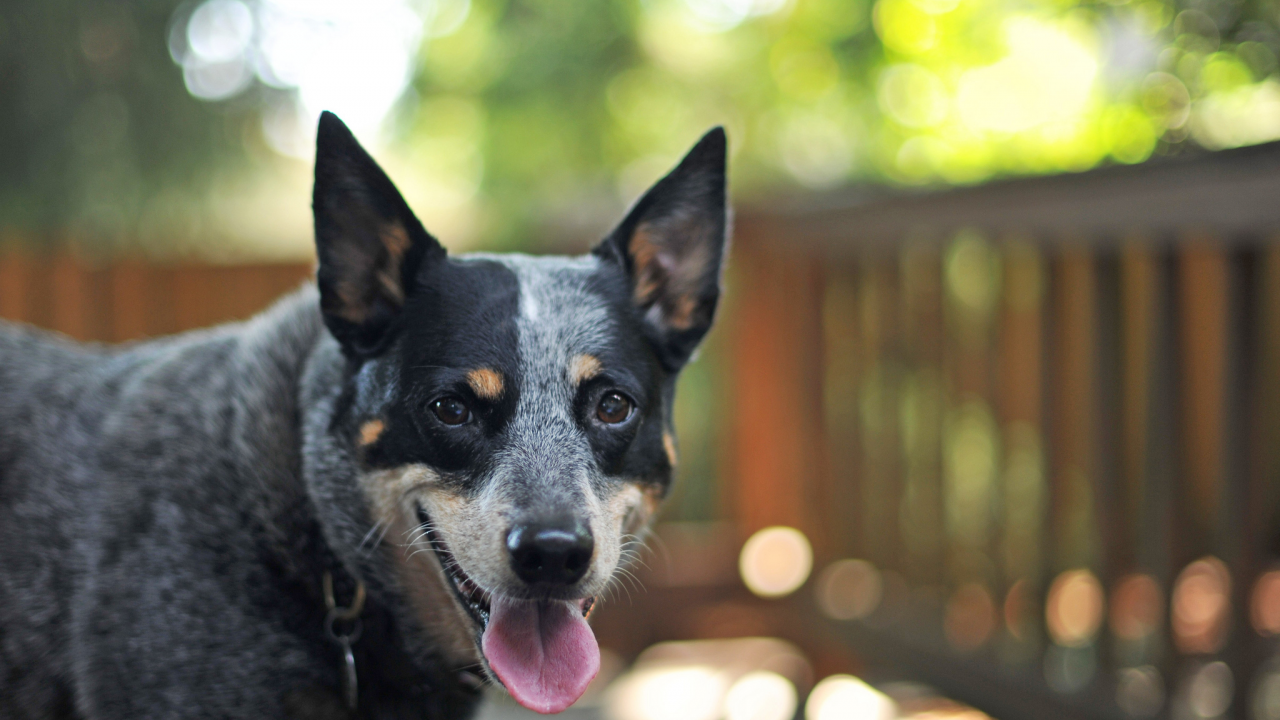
[615,567,645,594]
[618,546,652,571]
[357,520,383,551]
[357,519,391,557]
[643,530,672,572]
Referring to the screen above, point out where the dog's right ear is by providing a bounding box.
[312,111,445,357]
[595,127,729,372]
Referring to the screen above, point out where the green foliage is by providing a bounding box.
[2,0,1279,251]
[0,0,252,245]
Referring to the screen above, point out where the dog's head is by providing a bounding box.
[303,112,727,713]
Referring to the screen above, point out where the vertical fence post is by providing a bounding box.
[727,229,824,546]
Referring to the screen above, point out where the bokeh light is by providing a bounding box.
[954,18,1098,135]
[1044,643,1097,693]
[816,559,882,620]
[740,526,813,598]
[943,400,999,549]
[681,0,790,32]
[944,582,997,650]
[607,665,728,720]
[1253,663,1280,720]
[1172,557,1231,655]
[1251,570,1280,636]
[1183,661,1234,719]
[171,0,436,154]
[1003,579,1033,642]
[1046,569,1105,647]
[606,639,811,720]
[724,671,797,720]
[1110,573,1164,641]
[805,675,897,720]
[1116,665,1165,718]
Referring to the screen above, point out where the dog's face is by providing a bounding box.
[308,113,727,714]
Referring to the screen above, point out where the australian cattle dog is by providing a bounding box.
[0,112,729,719]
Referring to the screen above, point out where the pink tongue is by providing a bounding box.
[482,596,600,714]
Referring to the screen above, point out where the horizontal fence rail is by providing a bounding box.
[749,140,1280,250]
[0,254,313,341]
[726,140,1280,720]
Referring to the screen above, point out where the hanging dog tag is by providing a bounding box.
[322,572,366,712]
[325,612,363,711]
[340,636,358,710]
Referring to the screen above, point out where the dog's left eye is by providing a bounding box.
[431,397,472,426]
[596,391,633,425]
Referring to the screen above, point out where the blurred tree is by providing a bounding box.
[1,0,1279,252]
[0,0,255,250]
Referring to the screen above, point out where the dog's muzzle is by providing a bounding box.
[414,505,601,714]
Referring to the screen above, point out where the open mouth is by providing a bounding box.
[414,505,597,629]
[414,504,602,714]
[416,505,493,630]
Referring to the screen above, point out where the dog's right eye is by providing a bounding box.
[431,397,472,426]
[596,391,633,424]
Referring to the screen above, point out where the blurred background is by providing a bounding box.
[4,0,1280,718]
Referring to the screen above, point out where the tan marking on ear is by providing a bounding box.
[663,432,678,466]
[466,368,504,399]
[327,221,412,324]
[667,294,700,331]
[376,222,411,306]
[628,224,664,306]
[627,220,715,330]
[358,419,386,447]
[332,279,371,323]
[570,354,603,385]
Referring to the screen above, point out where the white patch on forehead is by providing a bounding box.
[522,291,541,322]
[510,255,611,361]
[464,252,612,500]
[467,252,612,352]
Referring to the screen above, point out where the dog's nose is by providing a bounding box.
[506,519,594,586]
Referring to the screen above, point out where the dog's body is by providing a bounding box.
[0,114,728,719]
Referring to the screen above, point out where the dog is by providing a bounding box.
[0,111,729,719]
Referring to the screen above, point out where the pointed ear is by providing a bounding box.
[312,111,444,357]
[595,127,730,370]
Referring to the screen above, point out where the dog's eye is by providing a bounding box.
[432,397,472,426]
[596,392,633,425]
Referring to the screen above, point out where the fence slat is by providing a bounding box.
[0,250,32,323]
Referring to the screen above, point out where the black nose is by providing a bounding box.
[506,519,594,586]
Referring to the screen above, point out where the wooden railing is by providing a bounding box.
[0,253,312,341]
[722,140,1280,719]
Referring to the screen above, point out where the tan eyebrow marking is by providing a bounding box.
[569,354,603,385]
[663,432,678,467]
[466,368,504,400]
[359,419,386,447]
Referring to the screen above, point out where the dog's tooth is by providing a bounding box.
[457,670,485,691]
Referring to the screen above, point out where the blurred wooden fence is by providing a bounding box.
[722,140,1280,719]
[8,142,1280,719]
[0,254,313,340]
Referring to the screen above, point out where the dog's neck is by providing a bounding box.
[312,531,486,717]
[234,292,484,717]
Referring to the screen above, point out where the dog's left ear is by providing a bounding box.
[312,111,446,357]
[595,127,729,370]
